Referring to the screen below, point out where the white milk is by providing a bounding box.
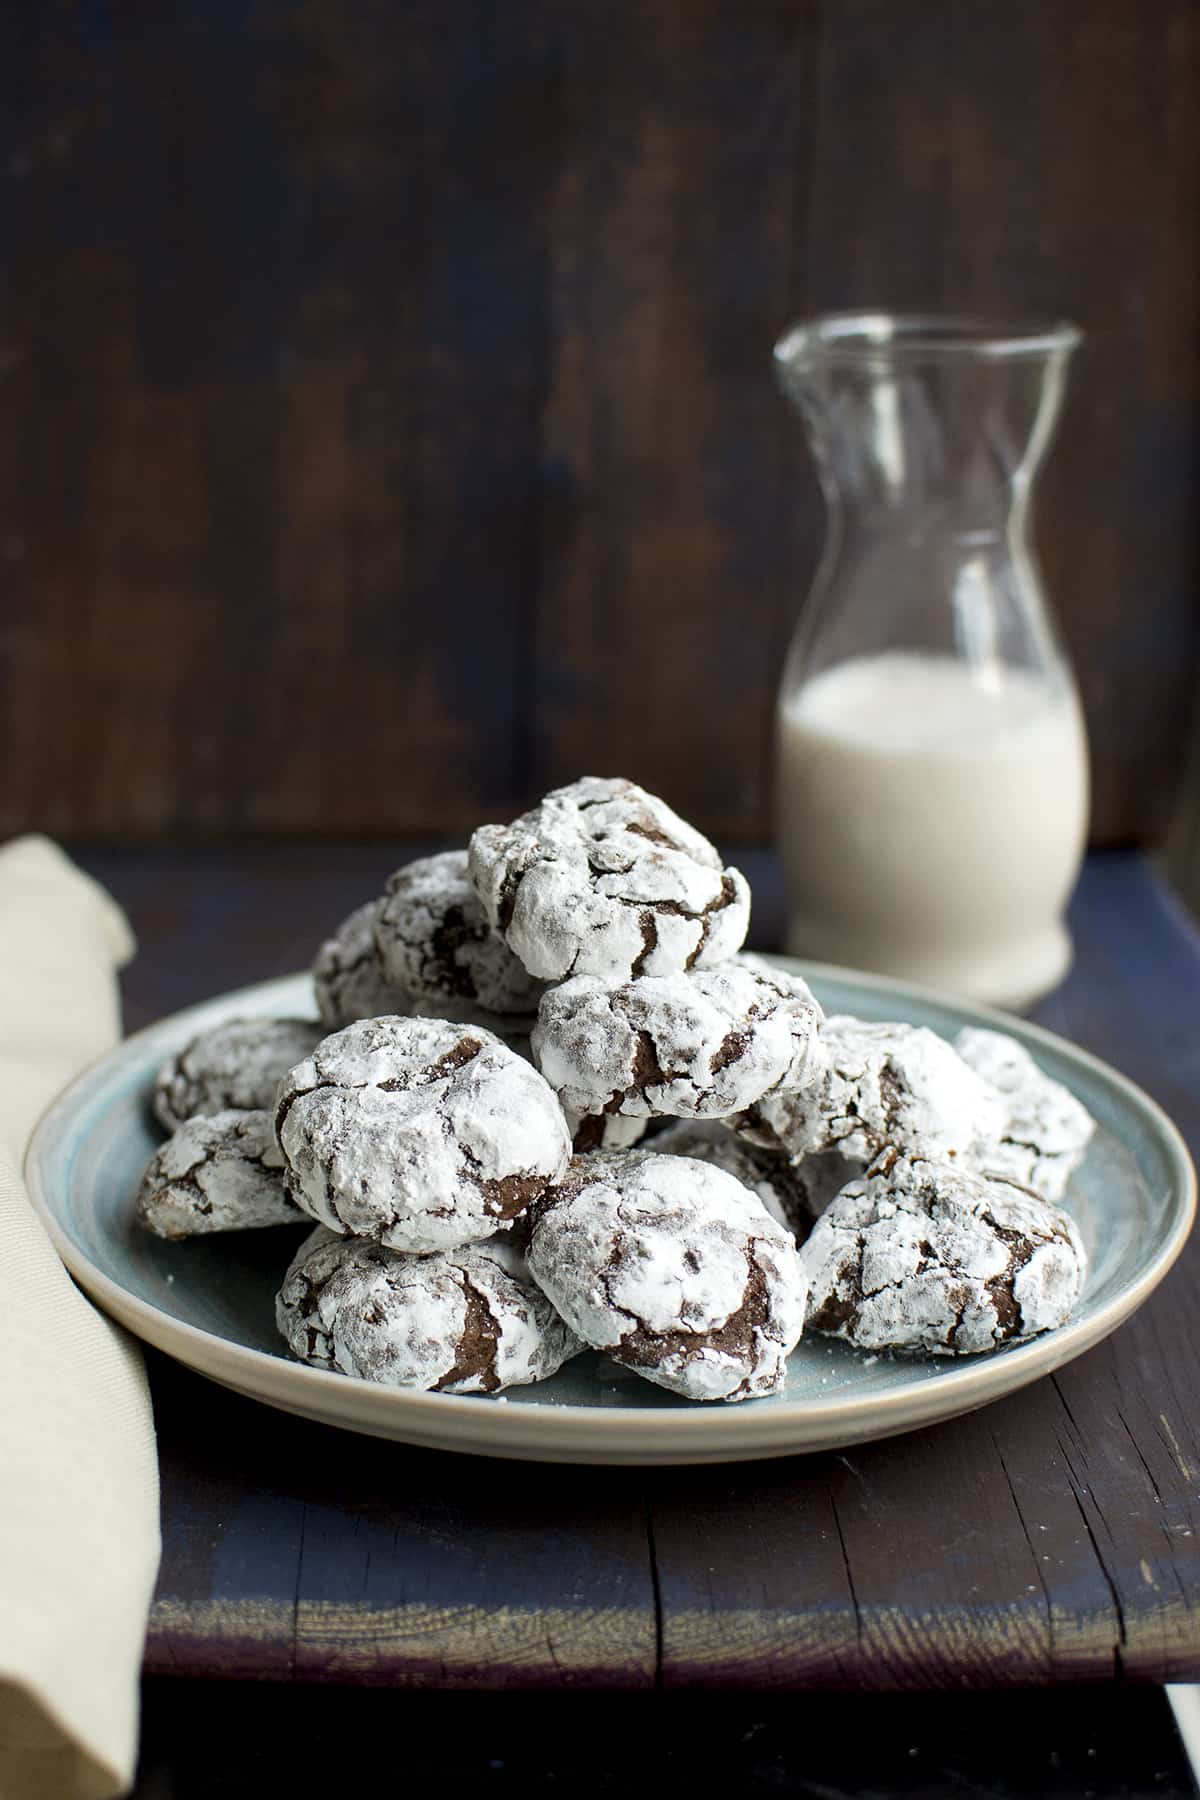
[776,651,1089,1008]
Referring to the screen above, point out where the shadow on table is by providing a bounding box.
[133,1681,1195,1799]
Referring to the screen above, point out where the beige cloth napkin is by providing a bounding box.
[0,837,160,1800]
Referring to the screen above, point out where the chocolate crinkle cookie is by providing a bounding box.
[532,958,823,1125]
[527,1150,807,1402]
[404,1001,538,1064]
[375,850,546,1016]
[277,1227,581,1392]
[313,900,412,1030]
[469,776,751,984]
[649,1119,836,1240]
[740,1016,1003,1169]
[274,1015,572,1254]
[154,1017,326,1132]
[800,1148,1087,1356]
[955,1027,1096,1203]
[564,1108,650,1154]
[136,1109,303,1239]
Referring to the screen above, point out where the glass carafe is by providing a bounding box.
[773,313,1087,1011]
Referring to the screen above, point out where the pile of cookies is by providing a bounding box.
[135,776,1094,1404]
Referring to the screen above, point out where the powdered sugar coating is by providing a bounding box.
[469,777,751,983]
[136,1109,303,1239]
[274,1015,572,1254]
[532,959,823,1124]
[276,1227,581,1392]
[742,1016,1004,1168]
[527,1151,807,1402]
[800,1149,1087,1356]
[649,1119,818,1239]
[406,996,538,1059]
[955,1026,1096,1202]
[375,851,546,1015]
[154,1017,325,1131]
[313,900,412,1029]
[565,1108,650,1154]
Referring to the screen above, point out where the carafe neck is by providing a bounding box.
[775,313,1079,538]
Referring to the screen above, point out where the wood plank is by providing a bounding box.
[90,845,657,1685]
[146,1360,657,1686]
[90,841,430,1033]
[531,0,822,836]
[86,839,783,1034]
[0,1,557,836]
[75,845,1199,1687]
[2,4,1197,843]
[646,854,1200,1687]
[649,1393,1130,1690]
[799,0,1200,845]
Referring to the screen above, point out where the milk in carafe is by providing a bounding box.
[777,651,1089,1007]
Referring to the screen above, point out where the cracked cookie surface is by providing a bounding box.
[375,850,546,1015]
[313,900,412,1029]
[274,1015,572,1254]
[136,1109,303,1239]
[469,776,750,983]
[276,1227,581,1391]
[740,1015,1003,1169]
[800,1148,1087,1356]
[527,1150,807,1402]
[402,1003,539,1065]
[954,1027,1095,1202]
[650,1119,836,1239]
[532,958,823,1124]
[154,1017,325,1131]
[564,1108,650,1154]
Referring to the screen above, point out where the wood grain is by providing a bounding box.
[148,1364,658,1686]
[73,843,1200,1687]
[0,3,1196,843]
[2,1,1200,842]
[797,0,1200,846]
[530,2,821,832]
[647,854,1200,1689]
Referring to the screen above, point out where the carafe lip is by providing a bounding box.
[775,311,1083,369]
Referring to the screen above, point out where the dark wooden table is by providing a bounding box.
[76,845,1200,1698]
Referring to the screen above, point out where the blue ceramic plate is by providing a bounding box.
[25,963,1195,1465]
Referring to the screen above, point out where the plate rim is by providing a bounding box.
[24,961,1197,1458]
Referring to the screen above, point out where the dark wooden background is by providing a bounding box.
[1,1,1196,846]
